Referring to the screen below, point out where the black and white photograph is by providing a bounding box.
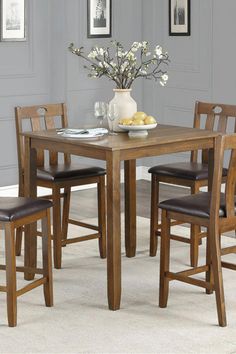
[0,0,26,41]
[169,0,190,36]
[87,0,111,38]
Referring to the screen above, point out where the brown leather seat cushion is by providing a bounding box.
[159,192,231,219]
[0,197,52,222]
[149,162,228,181]
[37,163,106,182]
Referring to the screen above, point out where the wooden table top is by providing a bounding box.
[22,124,218,149]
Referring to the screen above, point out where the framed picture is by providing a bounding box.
[87,0,111,38]
[169,0,190,36]
[0,0,26,41]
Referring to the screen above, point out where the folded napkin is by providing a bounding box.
[57,128,108,138]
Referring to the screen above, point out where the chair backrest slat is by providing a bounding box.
[191,101,236,164]
[15,103,71,182]
[212,134,236,220]
[225,138,236,217]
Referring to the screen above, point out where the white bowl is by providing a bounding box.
[118,123,157,137]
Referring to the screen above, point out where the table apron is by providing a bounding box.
[31,138,107,161]
[30,137,214,162]
[119,138,214,160]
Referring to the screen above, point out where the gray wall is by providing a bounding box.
[0,0,51,186]
[0,0,143,187]
[0,0,236,186]
[141,0,236,166]
[50,0,143,127]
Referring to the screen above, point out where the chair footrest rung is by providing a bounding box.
[221,246,236,256]
[170,234,191,243]
[16,277,47,297]
[176,265,209,277]
[0,264,43,275]
[166,271,213,290]
[68,219,99,231]
[157,220,183,230]
[62,233,99,246]
[156,230,191,243]
[221,261,236,270]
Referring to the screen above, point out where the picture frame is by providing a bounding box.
[169,0,190,36]
[0,0,26,41]
[87,0,111,38]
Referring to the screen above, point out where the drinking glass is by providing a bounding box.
[107,103,119,135]
[94,101,107,127]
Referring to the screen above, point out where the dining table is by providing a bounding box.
[22,124,219,311]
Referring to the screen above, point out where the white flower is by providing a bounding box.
[160,80,167,86]
[142,41,148,48]
[145,52,151,56]
[161,74,168,82]
[120,62,128,72]
[155,45,163,58]
[88,51,97,59]
[98,48,104,56]
[127,52,135,60]
[140,70,147,75]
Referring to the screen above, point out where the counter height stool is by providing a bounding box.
[15,103,106,269]
[149,101,236,267]
[0,197,53,327]
[158,133,236,327]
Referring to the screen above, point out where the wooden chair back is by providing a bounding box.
[211,133,236,224]
[191,101,236,164]
[15,103,71,179]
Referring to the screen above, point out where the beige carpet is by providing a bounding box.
[0,218,236,353]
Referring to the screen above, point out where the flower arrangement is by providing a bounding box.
[68,40,169,89]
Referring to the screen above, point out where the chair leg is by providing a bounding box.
[62,186,71,247]
[15,227,23,256]
[150,175,159,257]
[5,223,17,327]
[159,209,171,308]
[190,185,201,267]
[15,183,25,256]
[97,175,106,258]
[209,225,226,327]
[205,227,213,295]
[41,210,53,307]
[52,186,62,269]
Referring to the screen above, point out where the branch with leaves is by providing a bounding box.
[68,40,170,89]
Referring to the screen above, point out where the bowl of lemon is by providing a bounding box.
[118,112,157,137]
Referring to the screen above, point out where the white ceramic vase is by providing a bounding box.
[108,89,137,132]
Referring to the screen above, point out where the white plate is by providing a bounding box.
[118,123,157,137]
[57,128,108,139]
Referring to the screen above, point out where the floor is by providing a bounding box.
[70,179,189,220]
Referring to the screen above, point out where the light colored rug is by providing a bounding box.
[0,218,236,354]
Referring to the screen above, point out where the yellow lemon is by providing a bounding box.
[119,118,133,125]
[133,111,147,120]
[144,115,157,125]
[132,118,145,125]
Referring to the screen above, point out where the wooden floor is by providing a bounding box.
[70,180,188,220]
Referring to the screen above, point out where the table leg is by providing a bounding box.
[124,160,136,257]
[24,137,37,280]
[106,151,121,310]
